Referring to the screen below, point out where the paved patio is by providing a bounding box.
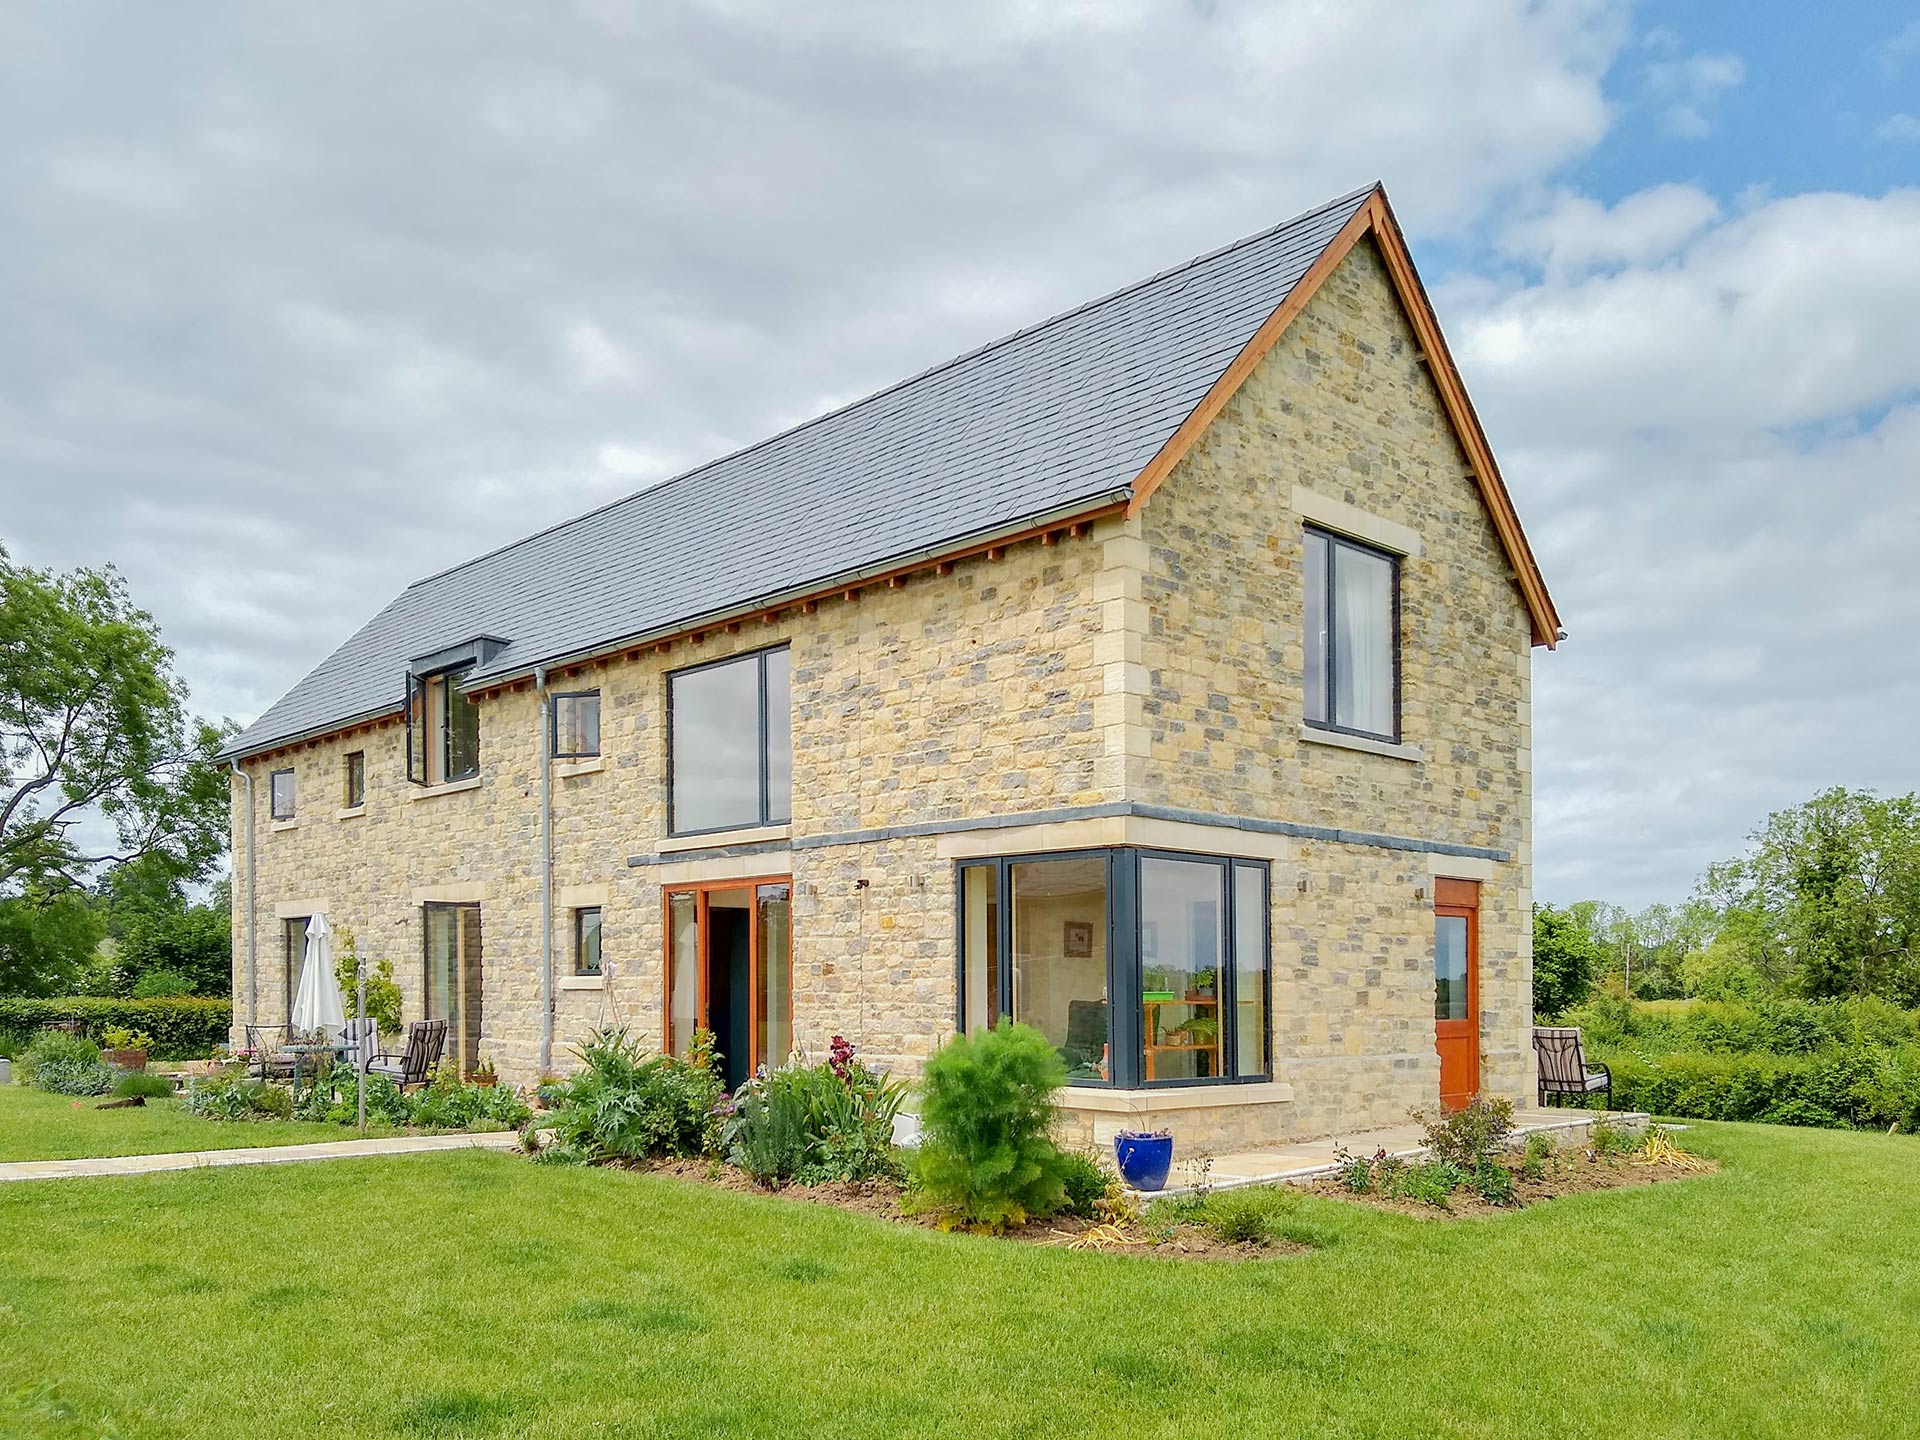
[1145,1106,1649,1198]
[0,1129,523,1184]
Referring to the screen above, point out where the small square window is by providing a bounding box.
[574,907,603,976]
[269,768,296,821]
[553,691,601,759]
[344,751,366,809]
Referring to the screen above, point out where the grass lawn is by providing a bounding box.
[2,1121,1915,1438]
[0,1083,398,1162]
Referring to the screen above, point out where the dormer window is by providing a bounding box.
[404,637,504,788]
[406,668,480,785]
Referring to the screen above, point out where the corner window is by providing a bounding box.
[406,668,481,786]
[574,907,603,977]
[958,849,1269,1088]
[667,647,791,835]
[343,751,366,809]
[552,691,601,759]
[1304,526,1399,742]
[269,768,296,821]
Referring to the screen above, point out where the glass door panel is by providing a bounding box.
[1139,856,1223,1082]
[424,902,482,1076]
[758,884,791,1071]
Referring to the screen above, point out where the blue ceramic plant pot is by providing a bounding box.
[1113,1130,1174,1191]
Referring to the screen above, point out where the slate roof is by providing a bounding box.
[224,184,1377,760]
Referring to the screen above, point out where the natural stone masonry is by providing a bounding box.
[232,236,1538,1152]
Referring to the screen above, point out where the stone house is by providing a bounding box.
[221,184,1561,1152]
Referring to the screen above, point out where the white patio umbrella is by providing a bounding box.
[290,913,346,1039]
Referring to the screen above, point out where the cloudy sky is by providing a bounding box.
[2,2,1915,908]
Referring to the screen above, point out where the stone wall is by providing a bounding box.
[1133,233,1536,1124]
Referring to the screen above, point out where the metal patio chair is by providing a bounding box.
[1533,1026,1612,1110]
[367,1019,448,1090]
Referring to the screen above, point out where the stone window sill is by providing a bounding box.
[270,818,301,832]
[554,757,604,779]
[658,823,792,854]
[1299,725,1423,764]
[558,973,606,992]
[1059,1081,1293,1114]
[407,776,483,802]
[336,806,366,821]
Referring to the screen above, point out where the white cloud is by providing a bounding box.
[1455,189,1920,443]
[1879,113,1920,142]
[1644,49,1744,137]
[1501,182,1721,278]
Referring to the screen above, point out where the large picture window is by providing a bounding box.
[958,848,1269,1088]
[1304,526,1399,742]
[668,647,791,835]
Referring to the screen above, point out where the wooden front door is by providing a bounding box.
[1433,879,1479,1111]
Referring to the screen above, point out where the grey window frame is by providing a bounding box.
[665,645,791,838]
[343,751,365,809]
[405,666,480,786]
[551,689,601,760]
[1303,525,1403,744]
[269,767,296,821]
[953,847,1271,1090]
[573,906,603,976]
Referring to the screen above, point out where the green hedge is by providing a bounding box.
[1562,995,1920,1056]
[0,997,231,1060]
[1591,1046,1920,1133]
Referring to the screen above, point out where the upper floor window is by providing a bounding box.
[269,768,296,820]
[406,668,480,786]
[1304,527,1399,742]
[552,690,601,759]
[667,646,791,835]
[343,751,366,809]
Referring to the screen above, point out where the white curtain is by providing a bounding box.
[1334,545,1393,735]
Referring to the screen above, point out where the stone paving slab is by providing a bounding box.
[1145,1109,1650,1198]
[0,1129,523,1184]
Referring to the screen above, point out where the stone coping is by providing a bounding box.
[0,1130,523,1184]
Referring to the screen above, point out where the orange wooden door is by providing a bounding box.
[1433,879,1480,1111]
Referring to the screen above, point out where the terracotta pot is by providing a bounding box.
[104,1048,148,1072]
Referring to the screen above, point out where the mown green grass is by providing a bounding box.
[0,1122,1914,1439]
[0,1083,396,1162]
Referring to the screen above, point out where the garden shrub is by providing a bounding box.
[1471,1158,1516,1207]
[908,1020,1071,1232]
[1417,1096,1514,1171]
[1206,1193,1274,1245]
[111,1071,175,1100]
[1386,1160,1464,1209]
[725,1038,906,1186]
[293,1069,411,1128]
[405,1066,533,1131]
[1058,1151,1111,1219]
[129,968,195,999]
[540,1027,724,1162]
[182,1073,292,1121]
[16,1031,117,1096]
[1520,1133,1554,1181]
[0,997,230,1059]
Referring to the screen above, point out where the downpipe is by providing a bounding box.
[536,666,554,1076]
[229,760,258,1030]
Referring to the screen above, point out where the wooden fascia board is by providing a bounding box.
[1362,191,1561,648]
[1122,185,1562,650]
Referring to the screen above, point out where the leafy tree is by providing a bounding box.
[1701,788,1920,1005]
[0,889,104,996]
[117,902,230,997]
[0,545,232,900]
[1531,903,1598,1018]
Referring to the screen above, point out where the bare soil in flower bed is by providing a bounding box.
[1305,1146,1718,1219]
[635,1158,1308,1260]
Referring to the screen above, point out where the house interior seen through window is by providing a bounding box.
[961,848,1269,1089]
